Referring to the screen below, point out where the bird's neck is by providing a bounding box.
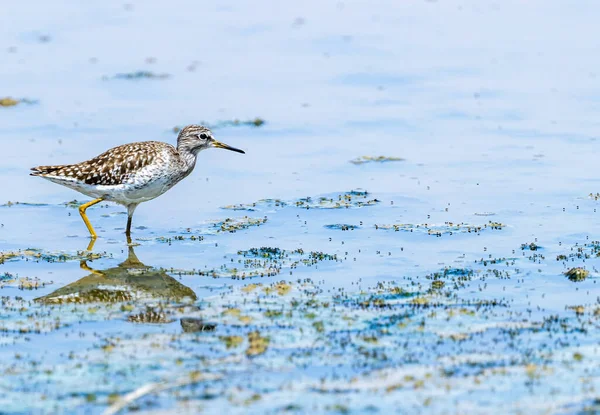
[176,148,198,174]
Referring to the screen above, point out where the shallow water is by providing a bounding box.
[1,1,600,414]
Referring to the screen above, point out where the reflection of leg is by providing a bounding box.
[79,198,103,238]
[126,204,138,238]
[79,260,104,276]
[80,234,104,275]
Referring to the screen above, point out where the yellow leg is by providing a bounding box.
[85,238,97,252]
[79,198,103,238]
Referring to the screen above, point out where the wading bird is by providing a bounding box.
[31,125,245,241]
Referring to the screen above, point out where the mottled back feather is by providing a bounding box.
[30,141,175,186]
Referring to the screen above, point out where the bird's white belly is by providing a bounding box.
[46,164,182,205]
[98,180,170,204]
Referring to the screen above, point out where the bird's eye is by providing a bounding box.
[199,133,208,140]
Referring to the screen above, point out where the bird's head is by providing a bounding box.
[176,125,245,155]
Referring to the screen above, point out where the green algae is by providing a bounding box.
[375,221,505,236]
[198,247,339,279]
[0,274,52,290]
[214,216,267,233]
[564,267,589,282]
[295,191,379,209]
[0,248,104,265]
[155,216,267,243]
[0,274,595,413]
[324,224,360,230]
[521,242,540,251]
[221,190,378,212]
[221,199,287,211]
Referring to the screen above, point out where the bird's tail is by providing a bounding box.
[30,165,68,177]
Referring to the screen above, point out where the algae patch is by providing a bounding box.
[0,97,37,107]
[350,156,405,165]
[221,199,287,211]
[295,190,378,209]
[375,221,505,236]
[324,224,360,231]
[564,267,589,282]
[199,247,339,279]
[212,216,267,233]
[246,331,270,357]
[0,248,104,265]
[222,190,379,211]
[107,71,170,80]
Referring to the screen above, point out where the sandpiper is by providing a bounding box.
[31,125,245,240]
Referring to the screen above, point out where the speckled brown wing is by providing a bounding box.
[30,141,170,186]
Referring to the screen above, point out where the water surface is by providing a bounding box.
[1,1,600,414]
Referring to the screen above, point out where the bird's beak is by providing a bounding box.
[211,139,245,154]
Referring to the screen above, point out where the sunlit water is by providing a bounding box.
[1,1,600,414]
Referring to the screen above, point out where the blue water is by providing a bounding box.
[1,1,600,414]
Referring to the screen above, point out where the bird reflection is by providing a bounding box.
[35,243,197,305]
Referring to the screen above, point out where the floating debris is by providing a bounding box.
[0,97,37,107]
[156,217,267,243]
[375,221,505,236]
[1,201,48,207]
[198,247,339,279]
[108,71,170,80]
[349,156,405,165]
[521,242,539,251]
[295,190,378,209]
[324,224,359,231]
[0,274,52,290]
[222,191,378,211]
[63,199,82,208]
[0,97,18,107]
[222,199,287,211]
[172,118,265,133]
[564,267,589,282]
[0,248,103,265]
[213,216,267,233]
[220,335,244,349]
[0,272,594,413]
[430,280,445,290]
[246,331,269,357]
[180,318,217,332]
